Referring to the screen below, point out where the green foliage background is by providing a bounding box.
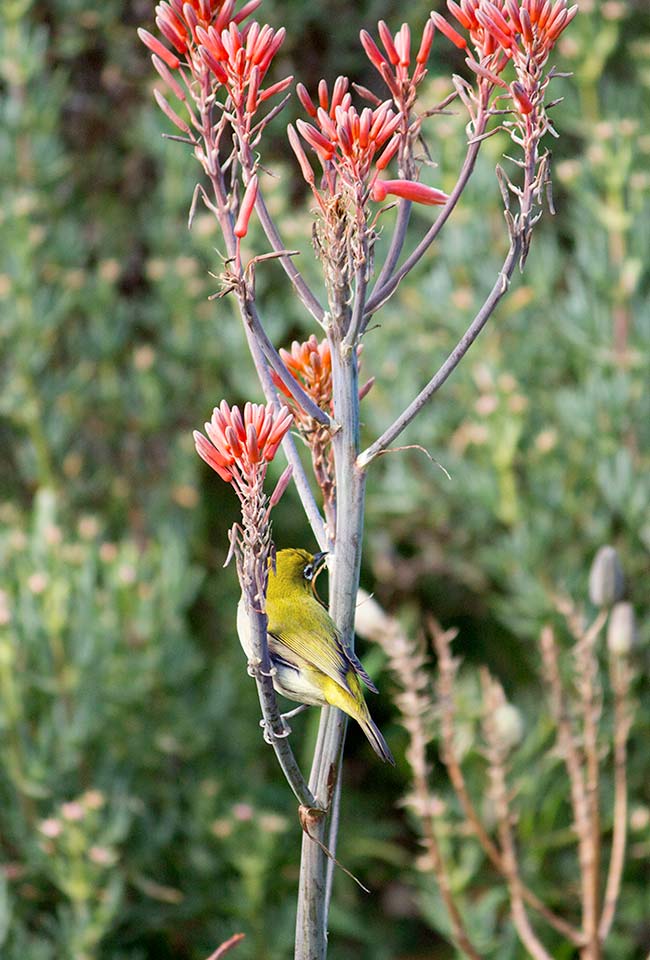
[1,0,649,957]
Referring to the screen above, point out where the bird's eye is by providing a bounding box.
[303,564,314,581]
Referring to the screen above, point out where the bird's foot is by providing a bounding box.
[281,704,309,721]
[259,714,292,743]
[246,657,261,678]
[247,658,277,680]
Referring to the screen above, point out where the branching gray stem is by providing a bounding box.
[241,324,329,551]
[364,105,489,316]
[243,592,320,809]
[295,321,367,960]
[368,198,412,308]
[357,238,519,470]
[242,298,332,427]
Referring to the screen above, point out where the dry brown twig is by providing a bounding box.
[357,589,636,960]
[355,592,482,960]
[432,618,583,946]
[481,670,554,960]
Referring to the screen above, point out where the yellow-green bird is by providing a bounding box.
[237,548,394,764]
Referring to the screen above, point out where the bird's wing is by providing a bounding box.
[268,600,376,694]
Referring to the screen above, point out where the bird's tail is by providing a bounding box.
[324,672,395,764]
[358,713,395,765]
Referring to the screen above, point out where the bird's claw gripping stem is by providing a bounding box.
[259,715,292,743]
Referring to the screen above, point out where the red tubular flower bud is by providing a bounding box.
[246,64,261,114]
[269,464,293,507]
[317,106,337,141]
[481,1,515,43]
[358,107,372,149]
[360,29,388,71]
[194,431,234,483]
[182,3,198,37]
[234,174,259,239]
[138,29,181,69]
[225,425,242,459]
[546,5,568,39]
[331,76,349,112]
[256,410,273,447]
[155,13,188,54]
[504,0,523,31]
[371,179,449,205]
[395,23,411,67]
[416,18,435,64]
[520,7,534,42]
[476,7,515,51]
[230,405,246,441]
[287,124,315,184]
[296,119,335,160]
[265,409,293,459]
[233,0,262,25]
[510,81,534,114]
[538,0,554,30]
[296,82,317,117]
[151,54,187,101]
[198,46,228,82]
[153,89,191,132]
[460,0,480,30]
[245,21,260,58]
[318,78,329,110]
[336,120,352,156]
[245,423,260,463]
[430,11,468,50]
[377,20,400,65]
[446,0,472,30]
[257,26,285,74]
[215,0,236,31]
[259,76,293,102]
[375,133,400,170]
[368,102,390,140]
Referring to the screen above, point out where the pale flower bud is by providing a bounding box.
[354,590,390,642]
[588,545,624,607]
[492,702,524,752]
[607,602,638,656]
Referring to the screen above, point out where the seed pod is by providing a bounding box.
[607,602,638,656]
[588,545,624,607]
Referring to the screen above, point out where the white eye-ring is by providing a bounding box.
[303,563,314,581]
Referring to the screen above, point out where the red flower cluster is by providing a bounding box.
[289,77,448,207]
[194,401,293,503]
[360,20,435,108]
[293,77,401,188]
[196,21,291,113]
[139,0,260,68]
[271,335,375,425]
[433,0,578,107]
[272,336,333,418]
[139,0,290,122]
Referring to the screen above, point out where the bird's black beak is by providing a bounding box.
[312,551,328,572]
